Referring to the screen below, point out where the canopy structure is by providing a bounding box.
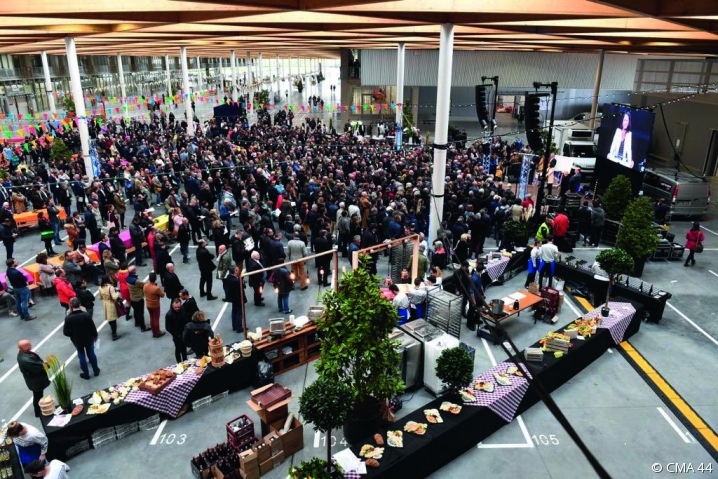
[0,0,717,57]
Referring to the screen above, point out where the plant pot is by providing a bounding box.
[632,257,647,277]
[343,397,383,446]
[601,306,610,317]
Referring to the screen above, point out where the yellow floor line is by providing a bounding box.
[575,296,594,313]
[618,341,718,452]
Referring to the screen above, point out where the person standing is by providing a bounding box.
[84,203,101,244]
[590,200,605,248]
[177,217,191,264]
[552,209,570,253]
[0,217,17,260]
[313,229,333,287]
[24,459,70,478]
[182,310,214,358]
[215,244,232,284]
[684,222,705,267]
[98,277,122,341]
[223,265,244,333]
[126,266,149,332]
[154,241,171,285]
[246,251,266,305]
[165,298,188,363]
[16,339,50,417]
[47,199,63,246]
[577,201,593,246]
[274,259,294,314]
[74,279,95,318]
[109,227,127,264]
[196,239,217,300]
[129,215,147,267]
[52,269,76,312]
[180,289,200,324]
[524,239,542,289]
[63,298,99,380]
[5,421,48,466]
[143,272,166,338]
[286,232,307,290]
[37,211,57,256]
[538,235,560,288]
[6,258,35,321]
[163,263,184,301]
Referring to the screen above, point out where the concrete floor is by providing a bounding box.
[1,69,717,478]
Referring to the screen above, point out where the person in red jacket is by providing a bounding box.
[552,209,571,252]
[52,268,76,312]
[685,222,705,267]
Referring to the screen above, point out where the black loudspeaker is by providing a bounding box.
[475,85,489,125]
[524,94,543,152]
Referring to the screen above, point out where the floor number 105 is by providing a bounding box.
[532,434,560,446]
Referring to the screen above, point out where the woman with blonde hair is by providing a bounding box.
[98,276,122,341]
[36,252,58,294]
[182,310,214,358]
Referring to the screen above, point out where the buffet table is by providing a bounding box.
[554,262,670,323]
[41,352,258,460]
[349,303,643,478]
[14,207,67,229]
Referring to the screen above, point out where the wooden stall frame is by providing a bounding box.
[350,234,420,282]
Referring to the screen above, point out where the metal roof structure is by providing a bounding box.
[0,0,717,58]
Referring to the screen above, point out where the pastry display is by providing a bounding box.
[387,430,403,448]
[403,421,427,435]
[424,409,443,424]
[365,459,380,468]
[359,445,384,459]
[374,433,384,446]
[138,369,176,394]
[440,402,462,414]
[87,403,110,415]
[494,373,512,386]
[475,380,495,393]
[459,389,476,403]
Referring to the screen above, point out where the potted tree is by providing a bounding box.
[616,196,659,277]
[296,376,354,478]
[315,255,404,445]
[500,220,528,252]
[594,248,634,317]
[602,174,633,222]
[435,347,474,399]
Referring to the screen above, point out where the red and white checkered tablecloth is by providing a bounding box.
[584,302,636,344]
[465,361,531,423]
[124,364,204,418]
[485,256,510,282]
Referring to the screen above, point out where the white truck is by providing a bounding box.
[551,126,597,180]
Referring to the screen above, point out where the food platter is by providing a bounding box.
[359,444,384,459]
[494,373,512,386]
[403,421,427,435]
[87,403,110,415]
[459,389,476,403]
[475,380,495,393]
[440,402,462,414]
[424,409,443,423]
[387,431,403,448]
[138,369,176,395]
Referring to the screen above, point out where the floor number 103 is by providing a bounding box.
[159,433,186,445]
[532,434,560,446]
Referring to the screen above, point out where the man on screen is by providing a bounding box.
[608,112,634,168]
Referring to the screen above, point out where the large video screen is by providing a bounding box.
[596,104,655,171]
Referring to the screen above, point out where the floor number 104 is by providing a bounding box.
[532,434,559,446]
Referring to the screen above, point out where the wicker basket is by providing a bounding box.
[238,340,253,357]
[39,396,55,416]
[209,335,225,368]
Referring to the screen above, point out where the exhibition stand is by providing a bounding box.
[346,302,643,478]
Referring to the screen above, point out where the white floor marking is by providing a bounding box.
[666,302,718,347]
[150,419,168,445]
[709,270,718,278]
[700,225,718,236]
[479,338,534,449]
[313,430,321,448]
[212,302,229,332]
[656,407,691,444]
[564,295,583,317]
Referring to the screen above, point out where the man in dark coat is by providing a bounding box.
[180,289,199,324]
[154,242,171,285]
[17,339,51,417]
[313,229,333,286]
[109,227,126,264]
[361,223,380,275]
[223,265,244,333]
[268,232,286,266]
[129,216,147,267]
[0,217,17,260]
[245,251,265,306]
[165,298,188,363]
[63,297,100,380]
[196,239,217,300]
[163,263,183,301]
[84,203,101,244]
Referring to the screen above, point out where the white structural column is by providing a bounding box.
[196,56,202,90]
[40,51,56,114]
[258,53,263,87]
[218,57,223,93]
[165,54,172,99]
[589,49,605,133]
[288,56,293,90]
[395,43,406,150]
[276,54,281,102]
[117,53,129,121]
[230,50,237,102]
[428,24,455,242]
[64,37,93,180]
[247,51,252,101]
[180,46,193,136]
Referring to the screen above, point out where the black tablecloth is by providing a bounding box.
[353,309,642,478]
[555,263,670,323]
[41,353,257,460]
